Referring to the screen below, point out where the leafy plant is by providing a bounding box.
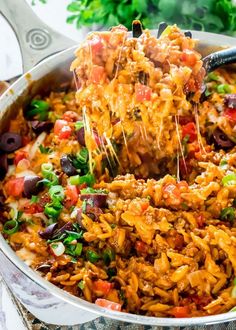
[32,0,236,35]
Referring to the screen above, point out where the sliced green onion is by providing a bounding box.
[44,204,62,219]
[81,187,107,194]
[69,175,80,185]
[86,249,100,263]
[3,220,19,235]
[103,248,115,266]
[220,207,235,222]
[217,84,231,94]
[76,148,88,164]
[75,121,84,131]
[41,163,58,186]
[73,242,83,256]
[222,173,236,186]
[63,231,83,244]
[78,280,85,290]
[49,185,65,201]
[230,306,236,312]
[50,242,65,256]
[69,173,95,186]
[233,277,236,286]
[41,162,53,175]
[219,159,228,169]
[207,72,219,82]
[26,100,50,121]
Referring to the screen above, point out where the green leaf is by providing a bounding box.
[66,15,79,24]
[39,144,52,154]
[67,1,81,12]
[132,0,148,14]
[158,0,177,19]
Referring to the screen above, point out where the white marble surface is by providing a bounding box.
[0,278,26,330]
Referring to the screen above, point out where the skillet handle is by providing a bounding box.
[0,0,76,73]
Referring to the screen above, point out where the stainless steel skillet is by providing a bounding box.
[1,0,236,326]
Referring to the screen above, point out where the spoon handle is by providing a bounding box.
[203,47,236,73]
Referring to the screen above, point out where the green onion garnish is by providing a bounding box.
[78,280,85,290]
[26,100,50,121]
[3,219,19,235]
[86,249,100,263]
[217,84,231,94]
[49,185,65,201]
[103,248,116,266]
[75,121,84,131]
[220,207,235,222]
[207,72,219,82]
[222,173,236,186]
[69,173,95,186]
[39,144,52,154]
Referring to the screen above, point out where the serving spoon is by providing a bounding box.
[132,20,236,74]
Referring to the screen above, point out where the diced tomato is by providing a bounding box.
[62,111,79,122]
[20,201,44,214]
[163,183,181,205]
[223,108,236,123]
[191,295,211,308]
[5,177,24,197]
[171,306,189,318]
[181,122,197,143]
[181,49,197,67]
[90,66,106,84]
[196,214,205,228]
[140,200,149,212]
[88,35,104,55]
[14,150,28,166]
[135,241,148,254]
[54,119,72,139]
[178,115,194,125]
[64,185,79,208]
[95,298,122,311]
[135,84,152,102]
[93,280,112,296]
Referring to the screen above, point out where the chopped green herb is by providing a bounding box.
[75,121,84,131]
[205,88,212,97]
[39,144,52,154]
[65,242,83,257]
[78,280,85,290]
[219,159,228,169]
[103,248,116,266]
[63,231,83,244]
[86,249,100,263]
[81,187,107,194]
[222,173,236,186]
[44,203,62,219]
[217,84,231,94]
[207,72,219,82]
[220,207,235,222]
[26,100,50,121]
[233,278,236,286]
[30,195,39,204]
[181,202,189,210]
